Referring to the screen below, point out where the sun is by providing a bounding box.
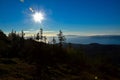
[32,12,44,23]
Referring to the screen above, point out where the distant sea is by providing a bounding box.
[66,35,120,45]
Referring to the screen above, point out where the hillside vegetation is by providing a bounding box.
[0,30,120,80]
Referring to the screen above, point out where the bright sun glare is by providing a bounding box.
[32,12,44,23]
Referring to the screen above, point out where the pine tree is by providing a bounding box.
[57,30,66,47]
[8,29,17,41]
[21,30,25,39]
[52,37,56,44]
[43,36,47,43]
[40,28,43,41]
[36,33,39,40]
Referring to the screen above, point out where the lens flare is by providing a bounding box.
[29,7,34,12]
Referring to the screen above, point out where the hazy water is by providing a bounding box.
[66,36,120,44]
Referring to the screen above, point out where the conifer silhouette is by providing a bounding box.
[57,30,66,47]
[40,28,43,41]
[43,36,47,43]
[52,37,56,44]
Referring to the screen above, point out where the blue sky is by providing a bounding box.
[0,0,120,36]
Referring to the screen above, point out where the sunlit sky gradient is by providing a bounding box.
[0,0,120,37]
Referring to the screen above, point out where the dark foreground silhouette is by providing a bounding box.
[0,30,120,80]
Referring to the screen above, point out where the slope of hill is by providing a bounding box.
[0,30,120,80]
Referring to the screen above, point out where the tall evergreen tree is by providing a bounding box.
[40,28,43,41]
[43,36,47,43]
[57,30,66,47]
[21,30,25,39]
[52,37,56,44]
[36,33,39,40]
